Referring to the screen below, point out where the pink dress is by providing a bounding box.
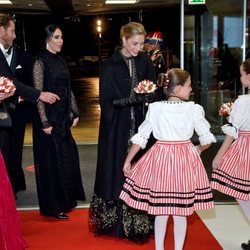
[120,101,216,216]
[0,153,27,250]
[211,95,250,200]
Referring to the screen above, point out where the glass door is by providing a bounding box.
[183,0,245,136]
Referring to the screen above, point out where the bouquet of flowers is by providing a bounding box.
[134,79,157,94]
[133,80,157,116]
[0,76,16,93]
[219,102,233,117]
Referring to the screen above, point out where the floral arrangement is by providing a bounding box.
[0,76,16,93]
[219,102,233,117]
[134,79,157,94]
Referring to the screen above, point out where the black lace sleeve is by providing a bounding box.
[70,90,80,120]
[33,60,51,129]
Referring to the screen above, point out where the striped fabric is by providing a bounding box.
[211,131,250,200]
[120,140,214,216]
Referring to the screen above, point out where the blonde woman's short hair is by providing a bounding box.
[120,22,146,40]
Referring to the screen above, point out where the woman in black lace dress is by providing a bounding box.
[32,24,85,219]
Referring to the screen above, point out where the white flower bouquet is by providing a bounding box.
[219,102,233,117]
[134,79,157,94]
[0,76,16,93]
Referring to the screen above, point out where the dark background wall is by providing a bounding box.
[13,7,180,60]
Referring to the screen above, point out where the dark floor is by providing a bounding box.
[16,144,97,208]
[198,139,234,202]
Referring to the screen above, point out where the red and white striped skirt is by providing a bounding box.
[120,140,214,216]
[211,131,250,200]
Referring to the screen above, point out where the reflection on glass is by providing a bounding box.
[184,0,243,136]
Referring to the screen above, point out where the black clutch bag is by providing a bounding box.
[0,102,12,128]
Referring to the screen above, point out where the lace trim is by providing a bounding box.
[131,134,148,149]
[89,194,118,234]
[122,53,139,146]
[122,203,152,243]
[89,194,152,243]
[163,101,184,104]
[198,132,217,146]
[70,90,80,120]
[221,124,238,139]
[33,60,51,129]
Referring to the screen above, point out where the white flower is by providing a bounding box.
[219,102,233,117]
[134,80,157,94]
[0,76,16,93]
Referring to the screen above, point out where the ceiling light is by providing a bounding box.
[105,0,139,4]
[0,0,12,3]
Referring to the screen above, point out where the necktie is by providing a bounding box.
[6,46,12,55]
[4,46,12,57]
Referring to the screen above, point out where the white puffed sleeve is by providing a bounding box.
[221,124,238,139]
[193,104,216,145]
[222,98,244,139]
[130,105,153,149]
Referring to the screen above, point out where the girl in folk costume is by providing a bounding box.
[211,58,250,250]
[120,68,216,250]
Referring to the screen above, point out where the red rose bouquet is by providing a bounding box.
[0,76,16,93]
[219,102,233,117]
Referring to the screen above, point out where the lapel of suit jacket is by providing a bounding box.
[0,49,14,76]
[10,47,17,75]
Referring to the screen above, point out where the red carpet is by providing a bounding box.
[19,208,222,250]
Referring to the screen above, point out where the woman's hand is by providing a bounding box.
[71,117,79,127]
[43,126,53,135]
[123,162,132,176]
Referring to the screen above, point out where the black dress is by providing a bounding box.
[89,50,156,242]
[32,50,85,217]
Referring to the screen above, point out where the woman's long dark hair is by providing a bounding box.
[44,24,61,43]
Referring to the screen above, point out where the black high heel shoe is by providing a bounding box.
[241,240,250,250]
[54,212,69,220]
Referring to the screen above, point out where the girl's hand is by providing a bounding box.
[71,117,79,127]
[43,126,53,135]
[123,162,132,176]
[212,154,223,170]
[195,144,211,155]
[195,145,202,155]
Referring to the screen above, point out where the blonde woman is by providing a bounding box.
[89,22,156,242]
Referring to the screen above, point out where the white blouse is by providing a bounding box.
[222,94,250,139]
[131,101,216,149]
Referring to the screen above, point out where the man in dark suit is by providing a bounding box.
[0,13,60,194]
[1,46,35,195]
